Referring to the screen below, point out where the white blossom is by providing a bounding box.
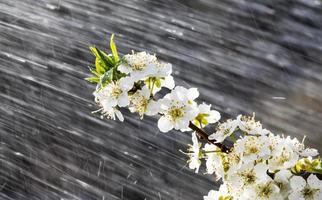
[94,76,134,108]
[243,179,282,200]
[129,85,160,118]
[268,138,299,172]
[118,51,157,81]
[193,103,221,128]
[95,105,124,122]
[285,136,319,157]
[203,144,223,178]
[289,175,322,200]
[187,132,202,173]
[228,162,269,190]
[274,170,292,198]
[157,86,199,132]
[234,135,270,164]
[208,118,238,142]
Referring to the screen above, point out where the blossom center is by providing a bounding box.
[132,62,146,71]
[257,182,274,198]
[134,97,148,116]
[168,106,185,121]
[302,186,319,199]
[111,85,122,98]
[241,171,256,185]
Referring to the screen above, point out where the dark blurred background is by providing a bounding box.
[1,0,322,199]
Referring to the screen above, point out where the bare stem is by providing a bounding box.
[188,122,230,153]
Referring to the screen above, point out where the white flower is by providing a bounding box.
[204,184,231,200]
[188,132,202,173]
[274,170,292,198]
[129,85,160,118]
[228,162,269,190]
[237,115,270,136]
[95,105,124,122]
[243,179,282,200]
[289,175,322,200]
[268,138,299,171]
[118,51,157,80]
[221,150,242,179]
[203,144,223,178]
[285,136,319,157]
[208,118,238,142]
[300,148,319,157]
[234,135,270,164]
[157,86,199,132]
[94,77,134,108]
[193,103,221,128]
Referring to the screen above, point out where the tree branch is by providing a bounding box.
[188,122,230,153]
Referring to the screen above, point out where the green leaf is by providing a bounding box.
[110,34,119,63]
[90,46,115,74]
[100,68,114,85]
[85,77,100,83]
[90,68,100,76]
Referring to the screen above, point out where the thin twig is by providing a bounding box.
[188,122,230,153]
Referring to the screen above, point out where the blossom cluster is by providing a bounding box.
[88,36,220,134]
[190,115,322,200]
[86,35,322,200]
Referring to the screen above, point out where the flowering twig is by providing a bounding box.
[86,35,322,200]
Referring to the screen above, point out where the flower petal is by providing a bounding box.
[118,92,129,107]
[187,88,199,100]
[290,176,306,191]
[157,116,174,132]
[115,109,124,122]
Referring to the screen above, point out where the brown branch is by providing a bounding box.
[188,122,230,153]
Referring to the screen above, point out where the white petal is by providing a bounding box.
[117,93,129,107]
[173,86,187,102]
[307,174,321,187]
[254,163,269,180]
[198,103,211,113]
[157,117,174,133]
[141,85,151,98]
[175,119,189,130]
[162,76,175,89]
[158,98,172,110]
[290,176,306,191]
[301,148,319,157]
[207,110,221,123]
[115,109,124,122]
[119,77,134,90]
[118,64,132,74]
[187,88,199,100]
[288,191,304,200]
[146,101,160,116]
[101,98,117,108]
[208,132,226,143]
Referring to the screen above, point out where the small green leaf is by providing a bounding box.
[100,68,114,85]
[90,46,115,74]
[89,46,99,57]
[90,68,100,76]
[95,57,106,74]
[85,77,100,83]
[110,34,119,63]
